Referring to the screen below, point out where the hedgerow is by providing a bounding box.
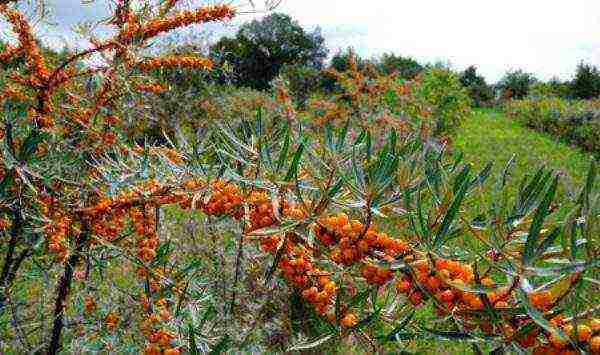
[0,1,599,354]
[504,98,600,155]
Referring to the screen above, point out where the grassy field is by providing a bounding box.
[452,109,595,196]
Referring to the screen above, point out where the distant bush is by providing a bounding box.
[572,62,600,99]
[414,67,472,134]
[505,97,600,154]
[529,78,573,99]
[497,69,538,99]
[459,65,494,107]
[277,64,323,107]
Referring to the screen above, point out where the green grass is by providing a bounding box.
[453,109,595,196]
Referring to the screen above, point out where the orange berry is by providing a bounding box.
[480,277,494,287]
[494,301,509,309]
[591,318,600,332]
[144,345,161,355]
[435,258,450,270]
[324,282,337,294]
[341,313,358,328]
[413,259,429,273]
[409,291,423,305]
[532,346,556,355]
[427,276,441,291]
[164,348,180,355]
[590,336,600,353]
[440,289,455,302]
[519,332,537,348]
[548,333,567,350]
[395,280,411,293]
[576,325,592,342]
[562,324,574,336]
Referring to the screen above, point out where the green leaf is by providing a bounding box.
[424,329,501,343]
[535,227,562,260]
[470,162,493,189]
[453,165,471,194]
[188,324,199,355]
[151,240,171,266]
[287,334,335,351]
[523,175,558,266]
[351,307,382,330]
[198,304,216,330]
[516,288,570,344]
[381,309,415,342]
[264,236,286,284]
[347,287,373,309]
[335,119,351,152]
[248,220,301,237]
[209,334,231,355]
[434,165,470,248]
[501,154,516,188]
[276,124,290,173]
[284,139,306,182]
[577,161,597,207]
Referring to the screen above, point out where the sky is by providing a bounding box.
[1,0,600,82]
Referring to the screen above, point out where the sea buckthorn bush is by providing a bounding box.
[504,97,600,155]
[0,1,599,354]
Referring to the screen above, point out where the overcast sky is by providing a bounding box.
[2,0,600,82]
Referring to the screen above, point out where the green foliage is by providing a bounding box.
[496,69,538,99]
[413,67,472,134]
[277,64,323,107]
[377,53,423,79]
[529,78,573,99]
[328,47,369,73]
[459,66,494,107]
[571,62,600,99]
[210,13,328,90]
[504,97,600,155]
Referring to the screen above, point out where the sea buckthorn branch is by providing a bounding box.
[0,2,240,351]
[48,218,90,355]
[195,112,597,351]
[39,141,599,353]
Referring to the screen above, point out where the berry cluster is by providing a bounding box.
[246,190,275,232]
[122,5,235,42]
[104,312,120,332]
[316,212,410,266]
[138,56,213,72]
[42,195,72,262]
[282,247,338,316]
[540,316,600,354]
[136,83,167,94]
[198,180,243,217]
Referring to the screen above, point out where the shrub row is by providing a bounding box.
[504,98,600,155]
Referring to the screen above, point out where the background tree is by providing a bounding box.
[496,69,537,99]
[328,47,366,73]
[459,65,494,107]
[571,62,600,99]
[377,52,423,79]
[210,13,328,90]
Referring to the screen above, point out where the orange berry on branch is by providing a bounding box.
[341,313,358,328]
[590,336,600,353]
[576,325,592,342]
